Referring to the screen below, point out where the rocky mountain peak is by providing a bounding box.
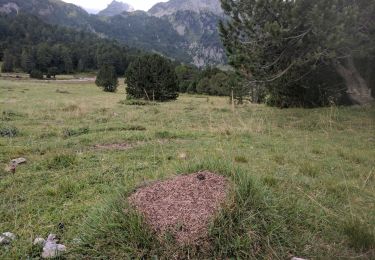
[148,0,223,17]
[98,0,135,17]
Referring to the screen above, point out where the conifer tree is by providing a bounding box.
[125,54,178,101]
[95,65,118,92]
[220,0,375,106]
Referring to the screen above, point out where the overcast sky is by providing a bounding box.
[62,0,168,12]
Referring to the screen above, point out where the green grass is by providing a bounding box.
[0,78,374,259]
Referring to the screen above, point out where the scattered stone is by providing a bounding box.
[11,157,27,166]
[0,232,16,245]
[178,152,188,160]
[292,257,308,260]
[41,234,66,259]
[197,173,206,181]
[4,157,27,173]
[33,237,46,246]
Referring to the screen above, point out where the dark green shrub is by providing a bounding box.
[96,65,118,92]
[30,69,44,79]
[125,54,178,101]
[0,125,19,137]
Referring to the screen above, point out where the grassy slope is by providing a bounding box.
[0,79,374,258]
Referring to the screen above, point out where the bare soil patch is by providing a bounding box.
[129,171,229,244]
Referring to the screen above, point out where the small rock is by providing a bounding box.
[0,232,16,245]
[11,157,27,166]
[41,234,66,259]
[197,173,206,181]
[33,237,46,246]
[178,153,187,160]
[46,234,58,243]
[291,257,308,260]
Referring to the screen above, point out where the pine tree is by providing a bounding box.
[220,0,375,106]
[125,54,179,101]
[95,65,118,92]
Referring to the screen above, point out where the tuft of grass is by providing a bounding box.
[125,125,147,131]
[1,110,24,121]
[62,127,89,138]
[47,153,77,170]
[155,131,178,139]
[62,104,81,112]
[0,125,19,137]
[299,161,319,178]
[119,99,157,106]
[342,220,375,251]
[234,156,248,163]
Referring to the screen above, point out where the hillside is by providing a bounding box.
[0,0,90,27]
[98,0,134,17]
[0,0,226,66]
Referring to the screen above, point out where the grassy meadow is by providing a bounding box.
[0,77,374,259]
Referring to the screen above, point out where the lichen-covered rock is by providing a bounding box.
[11,157,27,166]
[0,232,16,245]
[41,234,66,259]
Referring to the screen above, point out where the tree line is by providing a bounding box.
[0,14,141,77]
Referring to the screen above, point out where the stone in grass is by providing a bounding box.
[291,257,308,260]
[0,232,16,245]
[178,152,188,160]
[41,234,66,259]
[33,237,46,246]
[11,157,27,166]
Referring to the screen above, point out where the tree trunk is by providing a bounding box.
[335,57,374,105]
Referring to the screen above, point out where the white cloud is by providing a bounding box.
[62,0,168,12]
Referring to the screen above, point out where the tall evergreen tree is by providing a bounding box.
[220,0,375,106]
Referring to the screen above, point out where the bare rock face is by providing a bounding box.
[98,0,135,16]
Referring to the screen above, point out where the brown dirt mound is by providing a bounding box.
[129,171,229,244]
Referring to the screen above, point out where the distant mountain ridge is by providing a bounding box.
[98,0,134,17]
[149,0,223,17]
[0,0,226,67]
